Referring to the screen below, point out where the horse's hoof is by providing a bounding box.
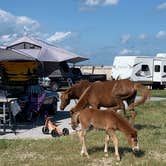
[86,154,90,159]
[116,155,120,161]
[80,152,90,158]
[80,152,84,156]
[104,153,109,157]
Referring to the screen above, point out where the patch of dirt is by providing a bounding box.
[149,151,166,162]
[88,157,115,166]
[160,139,166,145]
[17,152,45,161]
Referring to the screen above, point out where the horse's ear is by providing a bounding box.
[116,75,120,80]
[66,88,72,95]
[61,91,65,95]
[70,108,74,115]
[110,75,114,80]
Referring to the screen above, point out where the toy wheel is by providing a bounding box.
[42,127,49,134]
[62,128,69,136]
[51,129,59,137]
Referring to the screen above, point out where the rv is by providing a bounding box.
[111,55,166,89]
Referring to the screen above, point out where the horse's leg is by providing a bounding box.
[112,98,126,115]
[107,129,120,161]
[78,129,89,158]
[129,111,137,126]
[104,134,110,157]
[127,92,137,111]
[126,93,137,126]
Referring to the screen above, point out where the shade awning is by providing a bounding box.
[6,36,88,63]
[0,48,37,61]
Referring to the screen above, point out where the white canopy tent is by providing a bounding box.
[6,36,88,63]
[5,36,88,76]
[0,48,36,61]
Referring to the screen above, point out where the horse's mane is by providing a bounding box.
[106,109,137,135]
[74,85,92,110]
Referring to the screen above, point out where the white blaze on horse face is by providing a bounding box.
[131,137,139,152]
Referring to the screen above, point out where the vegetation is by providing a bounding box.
[150,89,166,97]
[0,100,166,166]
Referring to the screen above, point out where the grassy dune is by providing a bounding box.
[0,100,166,166]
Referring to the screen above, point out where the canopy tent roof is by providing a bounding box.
[6,36,88,63]
[0,48,37,61]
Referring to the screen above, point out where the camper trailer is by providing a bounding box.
[112,55,166,89]
[153,54,166,89]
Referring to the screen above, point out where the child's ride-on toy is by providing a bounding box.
[42,117,69,137]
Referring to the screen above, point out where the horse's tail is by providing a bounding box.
[129,83,150,110]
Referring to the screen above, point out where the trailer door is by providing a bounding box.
[161,61,166,85]
[153,60,162,83]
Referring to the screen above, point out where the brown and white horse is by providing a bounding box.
[70,79,150,125]
[71,108,139,160]
[60,80,92,110]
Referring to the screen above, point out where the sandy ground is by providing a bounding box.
[0,96,165,139]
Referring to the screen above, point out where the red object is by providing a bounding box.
[42,117,69,137]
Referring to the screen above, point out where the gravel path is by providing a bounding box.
[0,96,165,139]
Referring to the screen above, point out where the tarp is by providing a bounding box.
[6,36,88,63]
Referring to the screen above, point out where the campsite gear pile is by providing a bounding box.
[0,36,87,130]
[42,117,69,137]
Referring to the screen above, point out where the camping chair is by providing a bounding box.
[26,85,46,126]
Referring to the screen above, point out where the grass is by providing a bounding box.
[150,89,166,97]
[0,100,166,166]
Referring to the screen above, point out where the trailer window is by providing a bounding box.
[164,66,166,72]
[141,65,149,71]
[155,65,160,72]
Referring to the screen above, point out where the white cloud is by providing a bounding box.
[47,32,72,43]
[85,0,119,6]
[0,9,42,44]
[0,9,73,45]
[0,9,40,36]
[138,33,147,40]
[156,30,166,39]
[157,2,166,10]
[104,0,119,5]
[120,34,131,44]
[85,0,100,6]
[119,49,140,55]
[16,16,40,30]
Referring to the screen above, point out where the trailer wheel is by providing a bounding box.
[62,128,69,136]
[42,127,49,134]
[51,129,59,137]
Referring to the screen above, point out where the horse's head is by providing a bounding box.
[60,91,71,110]
[128,131,139,153]
[69,107,79,130]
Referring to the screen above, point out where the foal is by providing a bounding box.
[71,108,139,160]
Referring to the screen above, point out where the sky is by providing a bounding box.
[0,0,166,65]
